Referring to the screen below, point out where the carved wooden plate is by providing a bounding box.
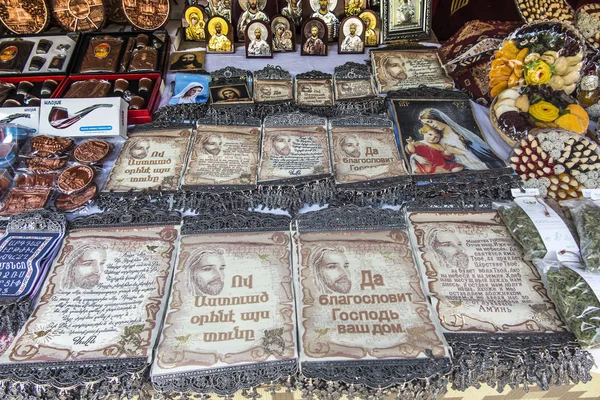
[122,0,170,31]
[0,0,49,35]
[51,0,106,32]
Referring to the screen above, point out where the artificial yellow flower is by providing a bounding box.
[529,101,560,122]
[525,61,553,85]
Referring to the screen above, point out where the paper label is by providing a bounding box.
[511,188,540,197]
[514,197,579,263]
[581,189,600,201]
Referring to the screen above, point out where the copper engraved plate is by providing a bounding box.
[55,184,97,211]
[31,135,74,156]
[73,139,110,163]
[57,165,95,194]
[122,0,170,31]
[0,0,49,35]
[51,0,106,32]
[26,157,68,172]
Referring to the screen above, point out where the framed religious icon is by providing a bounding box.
[234,0,273,42]
[170,73,210,104]
[388,91,507,176]
[245,20,272,58]
[406,210,566,335]
[122,0,170,31]
[253,65,293,102]
[169,51,205,72]
[0,0,49,34]
[206,16,234,53]
[51,0,106,32]
[333,62,377,101]
[371,48,453,93]
[303,0,343,40]
[104,123,193,192]
[294,207,451,389]
[0,210,181,389]
[358,9,380,46]
[338,16,365,54]
[271,15,295,52]
[206,0,232,22]
[344,0,365,16]
[151,213,298,396]
[182,5,207,42]
[280,0,301,26]
[258,113,332,183]
[301,18,328,56]
[205,0,232,23]
[329,115,408,185]
[181,122,261,188]
[209,83,253,104]
[381,0,432,41]
[295,71,334,106]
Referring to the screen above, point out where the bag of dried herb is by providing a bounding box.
[537,262,600,349]
[498,197,579,261]
[562,199,600,272]
[497,201,548,260]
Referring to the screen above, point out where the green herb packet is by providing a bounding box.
[546,266,600,349]
[562,199,600,272]
[498,202,548,260]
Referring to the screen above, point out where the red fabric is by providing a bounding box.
[438,20,520,105]
[411,143,462,174]
[431,0,585,41]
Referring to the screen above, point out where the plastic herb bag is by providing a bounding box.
[497,201,547,260]
[562,199,600,272]
[536,260,600,349]
[497,197,579,262]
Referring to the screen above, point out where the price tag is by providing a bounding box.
[581,189,600,201]
[511,188,540,198]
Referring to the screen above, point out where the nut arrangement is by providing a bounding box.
[516,0,575,24]
[576,3,600,49]
[510,129,600,199]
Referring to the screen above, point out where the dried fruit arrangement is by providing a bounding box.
[510,129,600,199]
[489,22,585,98]
[492,85,589,146]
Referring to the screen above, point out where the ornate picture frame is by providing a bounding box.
[253,65,293,102]
[381,0,432,42]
